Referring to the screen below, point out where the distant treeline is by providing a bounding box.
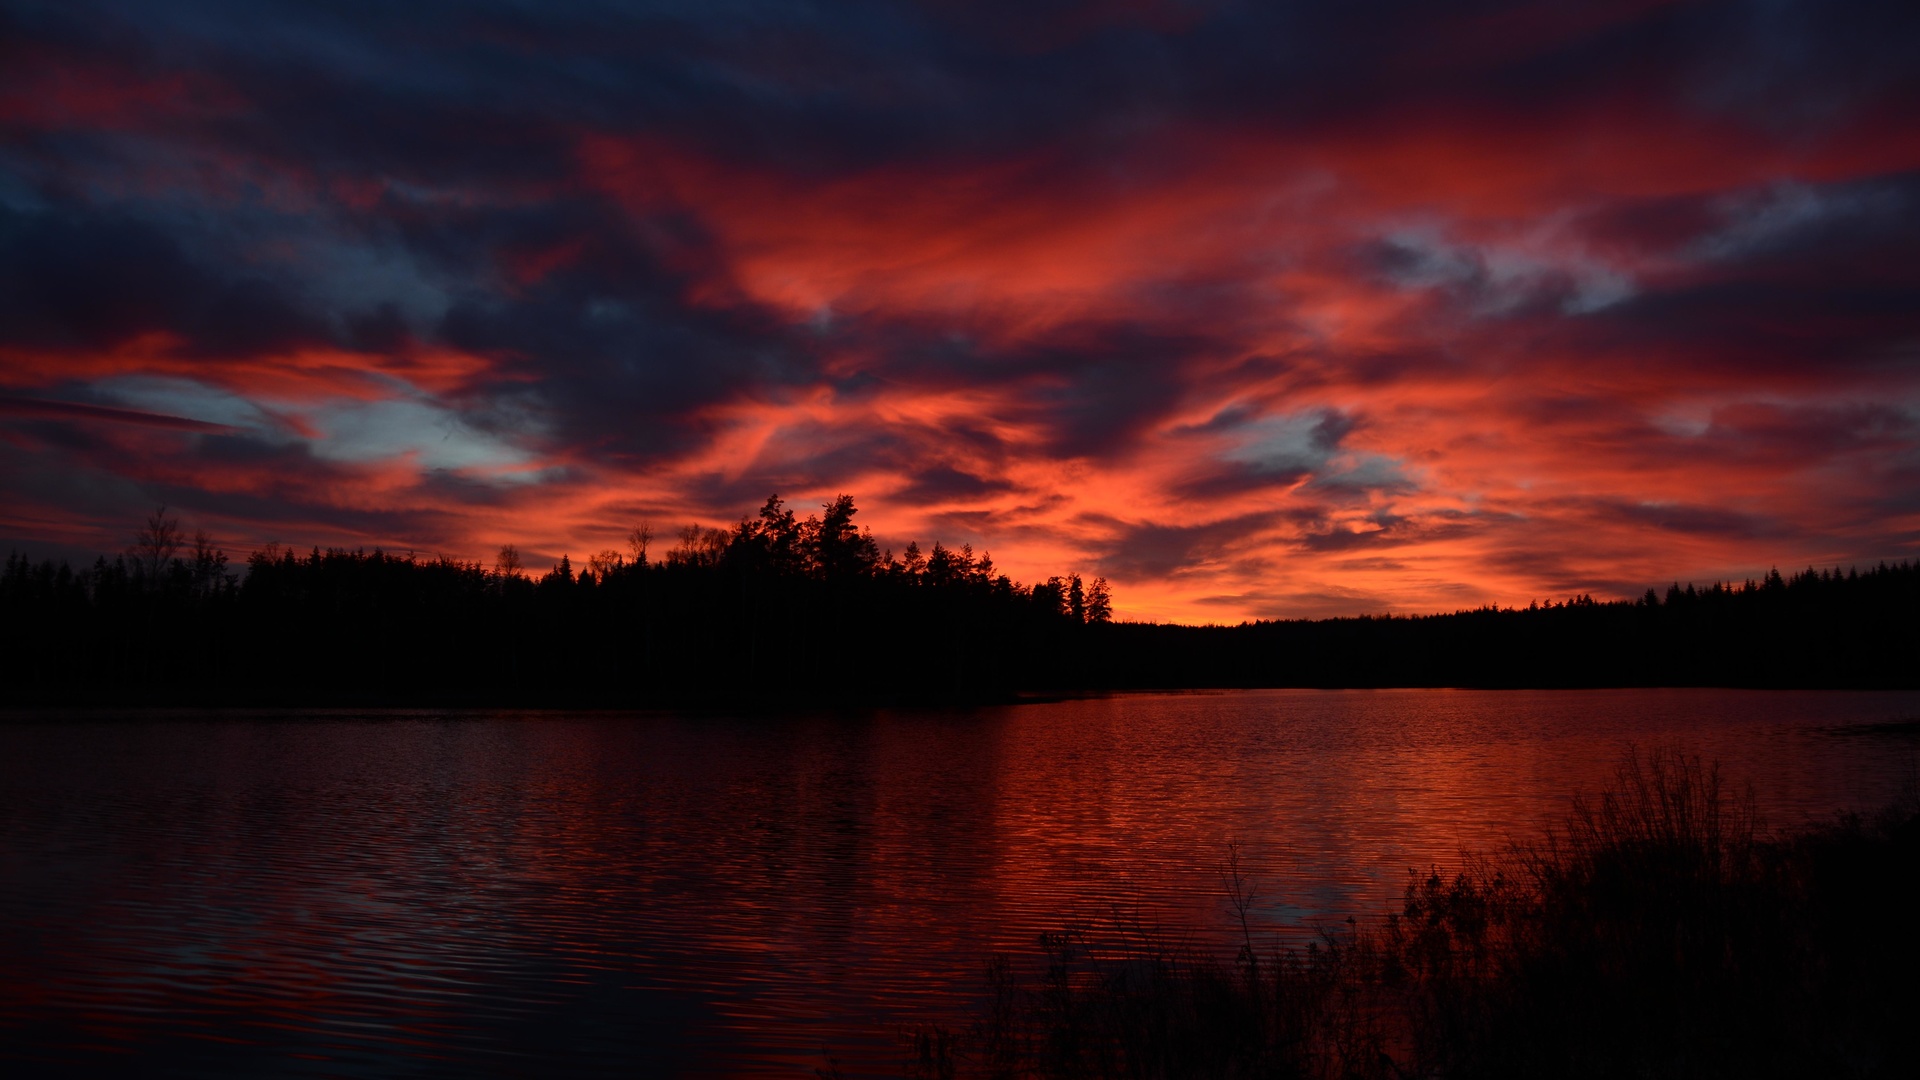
[1089,563,1920,690]
[2,498,1916,705]
[0,496,1111,705]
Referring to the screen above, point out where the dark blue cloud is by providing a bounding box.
[4,0,1918,615]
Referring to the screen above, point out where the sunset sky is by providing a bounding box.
[3,0,1917,621]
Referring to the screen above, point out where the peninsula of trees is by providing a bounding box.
[2,495,1915,706]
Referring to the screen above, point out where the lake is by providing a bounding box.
[3,689,1917,1076]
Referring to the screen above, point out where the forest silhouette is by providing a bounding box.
[1,496,1110,705]
[2,496,1915,705]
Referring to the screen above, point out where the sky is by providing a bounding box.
[2,0,1918,622]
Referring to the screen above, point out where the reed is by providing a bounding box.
[904,748,1920,1080]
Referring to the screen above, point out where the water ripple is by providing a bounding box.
[4,689,1917,1076]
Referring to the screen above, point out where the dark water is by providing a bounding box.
[3,689,1917,1076]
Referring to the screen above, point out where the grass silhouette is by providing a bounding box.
[903,749,1920,1079]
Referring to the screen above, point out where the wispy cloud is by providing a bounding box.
[4,0,1918,619]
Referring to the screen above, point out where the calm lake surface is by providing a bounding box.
[4,689,1918,1076]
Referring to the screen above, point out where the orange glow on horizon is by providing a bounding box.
[4,6,1916,621]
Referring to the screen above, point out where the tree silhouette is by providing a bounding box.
[626,524,653,565]
[1086,577,1113,623]
[4,495,1917,706]
[496,544,523,579]
[128,506,183,583]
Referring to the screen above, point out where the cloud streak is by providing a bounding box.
[3,0,1918,620]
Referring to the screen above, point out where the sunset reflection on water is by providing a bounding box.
[3,689,1917,1076]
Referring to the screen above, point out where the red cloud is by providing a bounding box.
[6,4,1917,621]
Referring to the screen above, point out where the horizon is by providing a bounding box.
[4,2,1918,622]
